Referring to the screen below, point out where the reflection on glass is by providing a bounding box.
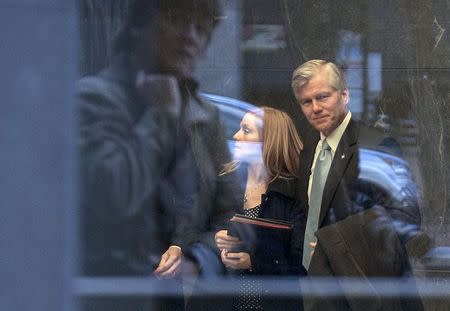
[76,0,449,310]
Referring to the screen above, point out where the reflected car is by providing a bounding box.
[201,92,420,214]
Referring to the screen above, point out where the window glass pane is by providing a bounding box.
[76,1,450,310]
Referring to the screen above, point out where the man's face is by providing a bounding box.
[154,9,213,79]
[295,71,349,136]
[134,9,212,79]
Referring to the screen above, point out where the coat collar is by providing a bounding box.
[320,111,352,155]
[183,92,214,126]
[297,129,320,213]
[239,163,297,200]
[318,119,359,226]
[267,177,297,199]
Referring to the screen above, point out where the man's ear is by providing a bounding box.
[342,88,350,105]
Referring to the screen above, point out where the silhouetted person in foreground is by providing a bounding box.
[78,1,240,309]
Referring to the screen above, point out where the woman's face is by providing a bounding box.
[232,112,263,162]
[233,113,263,142]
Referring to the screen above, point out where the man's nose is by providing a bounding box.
[312,100,322,112]
[181,22,199,41]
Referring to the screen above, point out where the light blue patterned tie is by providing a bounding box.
[303,140,332,270]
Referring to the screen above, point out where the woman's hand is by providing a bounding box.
[221,249,252,270]
[215,230,243,251]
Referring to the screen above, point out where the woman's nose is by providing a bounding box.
[233,130,241,141]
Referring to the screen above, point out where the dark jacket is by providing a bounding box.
[299,119,424,310]
[77,55,241,275]
[307,206,424,311]
[231,174,307,276]
[251,178,307,275]
[297,119,421,241]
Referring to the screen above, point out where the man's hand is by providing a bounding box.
[154,246,182,279]
[215,230,243,251]
[310,241,317,258]
[220,249,252,270]
[135,71,182,117]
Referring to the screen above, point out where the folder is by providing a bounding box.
[227,214,293,252]
[230,214,293,230]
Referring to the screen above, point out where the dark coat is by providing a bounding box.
[298,119,361,228]
[250,178,307,276]
[297,119,421,239]
[77,55,241,275]
[230,168,307,276]
[307,206,424,311]
[219,178,306,311]
[298,119,424,310]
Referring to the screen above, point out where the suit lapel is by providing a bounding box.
[319,119,359,226]
[298,133,319,215]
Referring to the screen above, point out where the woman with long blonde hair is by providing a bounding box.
[215,106,306,309]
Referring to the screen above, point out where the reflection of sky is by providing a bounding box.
[368,53,382,93]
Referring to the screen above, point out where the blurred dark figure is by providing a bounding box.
[291,60,425,311]
[77,0,240,308]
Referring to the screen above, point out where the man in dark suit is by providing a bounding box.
[291,59,360,268]
[291,60,424,310]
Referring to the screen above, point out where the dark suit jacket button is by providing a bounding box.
[274,259,279,264]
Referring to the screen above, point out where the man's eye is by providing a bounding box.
[195,22,210,35]
[317,95,329,101]
[243,128,251,134]
[301,100,311,106]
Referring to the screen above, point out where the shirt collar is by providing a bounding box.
[320,111,352,153]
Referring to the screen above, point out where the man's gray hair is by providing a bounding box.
[291,60,347,100]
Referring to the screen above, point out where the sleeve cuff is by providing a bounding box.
[169,245,182,251]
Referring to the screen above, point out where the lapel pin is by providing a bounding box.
[341,153,345,159]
